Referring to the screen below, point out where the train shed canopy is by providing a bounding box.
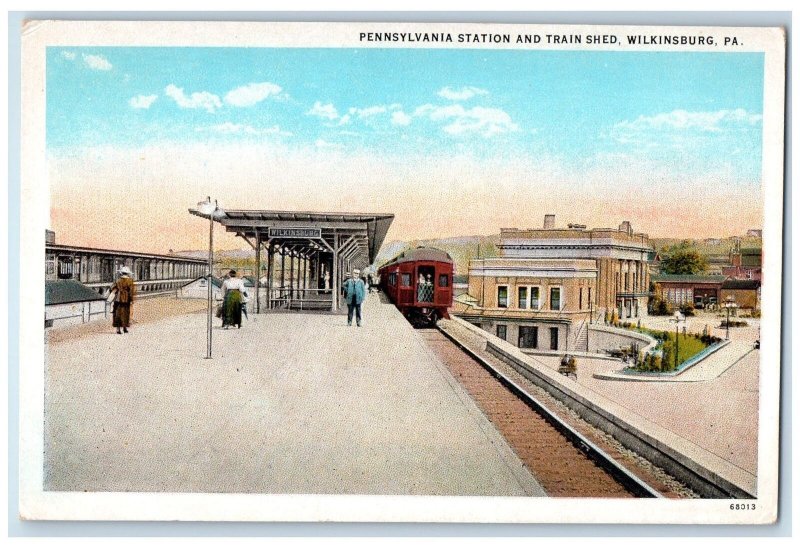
[208,209,395,265]
[188,207,394,312]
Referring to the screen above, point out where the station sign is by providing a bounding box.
[268,227,322,239]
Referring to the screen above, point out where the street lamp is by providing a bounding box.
[670,311,685,369]
[724,294,738,340]
[197,197,221,359]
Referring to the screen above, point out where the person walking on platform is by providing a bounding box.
[221,269,246,329]
[344,268,366,327]
[109,266,135,334]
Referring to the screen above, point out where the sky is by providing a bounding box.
[46,47,766,253]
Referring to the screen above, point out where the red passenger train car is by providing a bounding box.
[378,247,454,327]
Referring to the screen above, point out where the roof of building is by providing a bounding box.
[721,279,761,290]
[45,279,106,305]
[189,208,394,267]
[739,248,762,267]
[46,243,207,263]
[652,274,727,284]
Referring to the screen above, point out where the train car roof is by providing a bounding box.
[381,247,453,267]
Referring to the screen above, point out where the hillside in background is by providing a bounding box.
[173,233,762,277]
[376,234,501,275]
[650,236,762,258]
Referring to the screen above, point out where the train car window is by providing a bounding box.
[438,274,449,287]
[496,325,507,341]
[497,286,508,308]
[401,273,411,287]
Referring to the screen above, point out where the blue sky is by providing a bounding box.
[46,47,766,250]
[47,47,764,177]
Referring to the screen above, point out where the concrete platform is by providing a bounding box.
[44,293,544,497]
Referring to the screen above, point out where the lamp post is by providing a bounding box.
[197,197,220,359]
[670,311,685,369]
[724,294,738,340]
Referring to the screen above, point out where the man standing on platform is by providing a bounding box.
[344,268,366,327]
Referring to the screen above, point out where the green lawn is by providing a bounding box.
[625,325,713,370]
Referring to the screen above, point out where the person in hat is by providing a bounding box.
[110,266,135,334]
[343,268,367,327]
[221,269,246,329]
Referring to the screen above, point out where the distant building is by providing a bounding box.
[652,274,726,309]
[46,230,207,296]
[454,257,597,352]
[722,241,762,281]
[721,279,761,310]
[746,229,763,238]
[497,215,653,319]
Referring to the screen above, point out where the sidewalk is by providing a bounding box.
[44,293,544,496]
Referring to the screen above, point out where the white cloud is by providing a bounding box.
[314,139,342,149]
[614,108,762,135]
[129,94,158,109]
[414,104,518,138]
[60,51,76,61]
[391,111,412,126]
[165,84,222,113]
[437,86,489,101]
[82,54,113,71]
[224,82,283,107]
[196,122,292,136]
[351,105,387,118]
[337,114,351,126]
[307,101,339,120]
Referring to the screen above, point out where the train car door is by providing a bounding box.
[415,265,435,304]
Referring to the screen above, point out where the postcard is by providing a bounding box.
[18,20,785,523]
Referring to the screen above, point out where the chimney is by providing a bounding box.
[543,214,555,229]
[619,221,632,234]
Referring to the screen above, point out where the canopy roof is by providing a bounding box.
[189,208,394,265]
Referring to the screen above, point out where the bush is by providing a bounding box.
[680,303,696,317]
[661,341,675,371]
[653,355,663,371]
[720,319,748,328]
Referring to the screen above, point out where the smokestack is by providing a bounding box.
[619,221,632,234]
[543,214,555,229]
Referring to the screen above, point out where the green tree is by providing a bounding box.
[660,241,709,275]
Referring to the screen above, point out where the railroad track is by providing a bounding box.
[419,327,664,498]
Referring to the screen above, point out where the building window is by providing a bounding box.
[438,274,449,287]
[497,286,508,308]
[579,287,583,310]
[57,256,74,279]
[519,326,538,349]
[588,287,592,309]
[496,325,507,340]
[550,287,561,310]
[518,287,528,309]
[46,254,55,276]
[550,327,559,350]
[531,286,540,309]
[401,273,411,287]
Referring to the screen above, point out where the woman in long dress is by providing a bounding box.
[221,269,246,328]
[110,266,135,334]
